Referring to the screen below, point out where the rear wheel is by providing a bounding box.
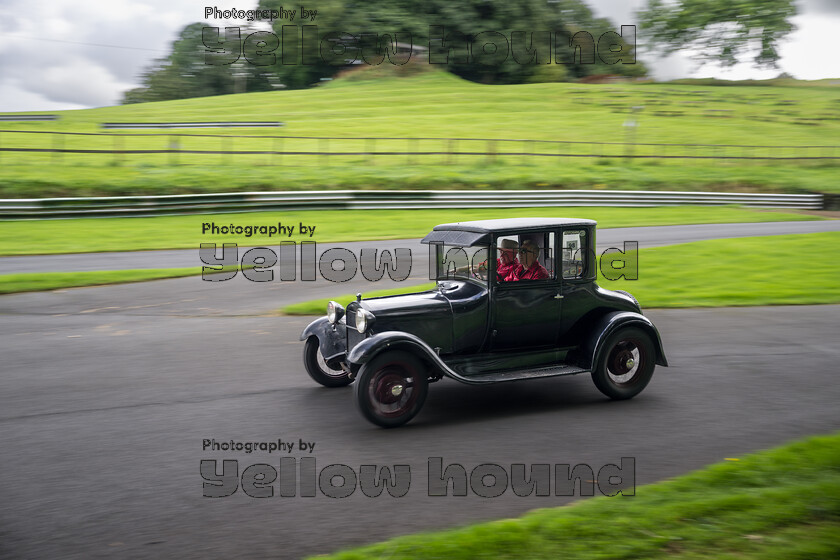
[591,327,655,400]
[354,350,428,428]
[303,337,352,387]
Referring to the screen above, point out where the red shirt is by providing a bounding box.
[496,258,522,281]
[505,261,549,281]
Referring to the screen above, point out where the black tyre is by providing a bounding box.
[591,327,655,400]
[303,337,352,387]
[354,350,428,428]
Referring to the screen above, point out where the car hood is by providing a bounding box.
[359,289,454,351]
[361,289,452,318]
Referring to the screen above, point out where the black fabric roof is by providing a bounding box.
[420,229,490,247]
[431,217,596,233]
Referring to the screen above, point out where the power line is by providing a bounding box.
[0,33,168,53]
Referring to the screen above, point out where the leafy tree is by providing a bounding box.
[125,0,649,103]
[257,0,645,86]
[123,23,282,104]
[636,0,797,68]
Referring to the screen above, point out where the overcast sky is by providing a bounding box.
[0,0,838,112]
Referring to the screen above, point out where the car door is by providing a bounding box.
[557,226,596,345]
[489,230,561,350]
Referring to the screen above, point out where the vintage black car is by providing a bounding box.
[300,218,668,427]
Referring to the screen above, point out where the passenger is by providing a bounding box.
[506,239,549,281]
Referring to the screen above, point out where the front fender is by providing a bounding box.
[300,317,347,361]
[346,331,439,366]
[347,331,506,385]
[576,311,668,370]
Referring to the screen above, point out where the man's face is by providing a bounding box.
[519,247,537,268]
[499,247,516,265]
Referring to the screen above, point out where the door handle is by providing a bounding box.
[554,294,564,299]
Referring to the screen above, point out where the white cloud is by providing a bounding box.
[0,83,87,112]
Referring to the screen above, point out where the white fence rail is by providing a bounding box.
[0,190,824,219]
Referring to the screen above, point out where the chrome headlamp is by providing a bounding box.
[355,309,374,333]
[327,301,344,324]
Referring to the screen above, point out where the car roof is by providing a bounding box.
[431,217,597,233]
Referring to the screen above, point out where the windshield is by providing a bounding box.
[433,244,489,285]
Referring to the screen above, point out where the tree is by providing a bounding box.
[636,0,797,68]
[257,0,645,86]
[123,23,282,104]
[125,0,649,103]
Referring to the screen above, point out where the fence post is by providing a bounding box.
[447,139,457,165]
[278,137,284,166]
[169,134,179,166]
[320,137,328,167]
[113,135,122,166]
[53,133,63,163]
[367,137,375,166]
[408,138,417,165]
[487,139,495,164]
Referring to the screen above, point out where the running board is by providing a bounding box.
[451,364,588,384]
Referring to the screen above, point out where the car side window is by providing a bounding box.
[562,230,587,279]
[494,232,555,283]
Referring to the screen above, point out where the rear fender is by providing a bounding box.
[575,311,668,370]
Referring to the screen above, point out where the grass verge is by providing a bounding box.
[307,432,840,560]
[0,266,238,295]
[282,232,840,314]
[0,206,822,256]
[2,73,840,196]
[608,232,840,307]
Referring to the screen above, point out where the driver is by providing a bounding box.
[478,238,522,281]
[495,239,523,281]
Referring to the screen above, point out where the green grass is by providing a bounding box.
[609,232,840,307]
[0,206,822,256]
[282,232,840,314]
[0,266,240,295]
[1,71,840,197]
[307,432,840,559]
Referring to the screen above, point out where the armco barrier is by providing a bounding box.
[0,190,824,220]
[100,122,283,129]
[0,115,57,121]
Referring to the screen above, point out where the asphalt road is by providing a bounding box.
[1,222,839,559]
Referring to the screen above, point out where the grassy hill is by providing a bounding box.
[1,70,839,197]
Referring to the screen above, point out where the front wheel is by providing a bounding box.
[354,350,428,428]
[303,337,352,387]
[591,327,655,400]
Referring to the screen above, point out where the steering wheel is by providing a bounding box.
[472,261,489,281]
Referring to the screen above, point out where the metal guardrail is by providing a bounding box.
[0,115,58,121]
[0,190,824,220]
[100,122,283,129]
